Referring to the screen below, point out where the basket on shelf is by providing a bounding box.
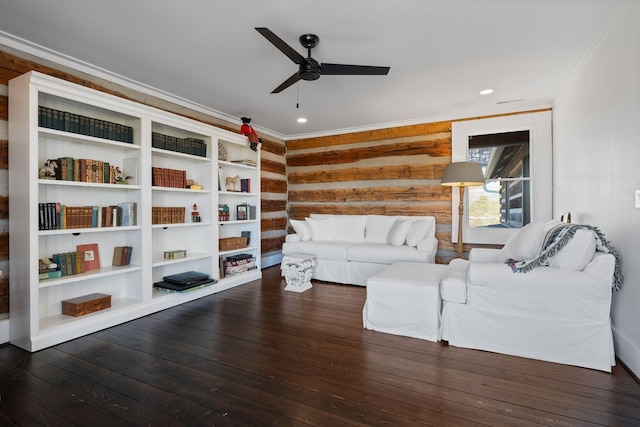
[219,237,248,251]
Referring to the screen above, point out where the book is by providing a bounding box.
[39,270,62,281]
[77,243,100,271]
[112,246,133,266]
[240,178,250,193]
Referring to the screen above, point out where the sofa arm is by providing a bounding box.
[441,258,469,303]
[285,233,301,243]
[468,248,500,263]
[417,236,438,261]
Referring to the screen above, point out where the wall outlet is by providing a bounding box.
[635,189,640,208]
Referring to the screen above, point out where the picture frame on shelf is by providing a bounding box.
[236,204,248,221]
[77,243,100,271]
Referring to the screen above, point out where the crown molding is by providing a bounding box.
[0,30,287,140]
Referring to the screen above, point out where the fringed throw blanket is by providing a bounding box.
[507,223,623,292]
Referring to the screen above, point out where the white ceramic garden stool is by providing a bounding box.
[281,253,315,293]
[363,262,446,342]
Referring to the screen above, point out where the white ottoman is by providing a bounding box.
[363,262,446,342]
[281,253,315,293]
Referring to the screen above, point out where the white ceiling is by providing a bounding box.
[0,0,624,139]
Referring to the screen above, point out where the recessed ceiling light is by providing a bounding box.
[297,117,307,123]
[479,89,493,95]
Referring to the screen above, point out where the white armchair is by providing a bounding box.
[440,222,619,372]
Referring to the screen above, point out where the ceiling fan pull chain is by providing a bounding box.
[296,80,300,108]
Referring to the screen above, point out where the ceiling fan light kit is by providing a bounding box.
[255,27,390,94]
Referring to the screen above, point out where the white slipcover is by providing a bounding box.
[440,249,616,372]
[282,215,438,286]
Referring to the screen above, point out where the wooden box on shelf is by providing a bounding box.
[219,237,248,251]
[61,293,111,317]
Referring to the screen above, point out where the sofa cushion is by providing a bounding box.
[290,219,311,241]
[331,215,367,242]
[365,215,399,244]
[282,240,354,261]
[348,243,432,264]
[548,228,596,271]
[388,218,413,246]
[306,218,335,241]
[497,220,544,262]
[406,219,434,247]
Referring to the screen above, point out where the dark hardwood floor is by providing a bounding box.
[1,265,639,426]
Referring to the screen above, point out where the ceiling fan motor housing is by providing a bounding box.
[300,58,321,80]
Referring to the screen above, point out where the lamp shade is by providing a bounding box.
[440,162,485,187]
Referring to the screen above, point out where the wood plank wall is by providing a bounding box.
[0,49,289,316]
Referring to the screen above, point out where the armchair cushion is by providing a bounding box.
[497,220,544,262]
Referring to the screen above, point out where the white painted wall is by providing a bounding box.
[552,0,640,377]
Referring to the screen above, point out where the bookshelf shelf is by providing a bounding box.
[152,252,212,267]
[38,264,142,289]
[9,71,261,352]
[218,160,257,170]
[39,225,141,236]
[39,179,140,190]
[151,147,211,162]
[39,128,142,151]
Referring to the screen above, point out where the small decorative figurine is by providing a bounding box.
[225,174,240,191]
[191,203,201,222]
[38,159,58,179]
[240,117,262,151]
[114,166,133,184]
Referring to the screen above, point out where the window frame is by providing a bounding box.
[450,111,552,245]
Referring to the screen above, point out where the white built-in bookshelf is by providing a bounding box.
[9,71,261,351]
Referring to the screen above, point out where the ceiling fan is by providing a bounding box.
[255,27,390,94]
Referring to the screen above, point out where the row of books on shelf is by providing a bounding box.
[39,106,134,143]
[152,206,186,224]
[219,253,257,278]
[152,132,207,157]
[38,202,137,230]
[39,244,133,280]
[218,204,230,221]
[41,157,128,184]
[152,167,188,189]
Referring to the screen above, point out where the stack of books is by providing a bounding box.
[222,253,256,276]
[230,159,256,167]
[39,257,61,280]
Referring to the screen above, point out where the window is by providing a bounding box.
[451,111,552,245]
[468,130,530,229]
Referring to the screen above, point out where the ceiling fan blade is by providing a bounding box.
[271,72,300,94]
[321,63,390,76]
[255,27,306,64]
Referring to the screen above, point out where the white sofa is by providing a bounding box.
[282,214,438,286]
[440,220,620,372]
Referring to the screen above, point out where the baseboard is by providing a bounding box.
[261,253,283,269]
[0,318,9,344]
[613,325,640,379]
